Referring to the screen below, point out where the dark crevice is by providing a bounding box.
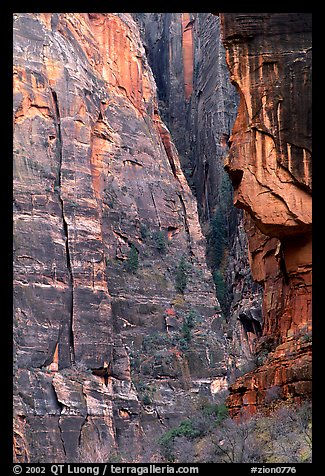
[239,312,262,337]
[58,416,67,458]
[167,154,177,179]
[203,162,210,221]
[78,414,89,447]
[225,166,243,191]
[91,361,121,385]
[50,88,75,365]
[149,186,161,228]
[51,381,67,457]
[278,249,290,285]
[177,193,193,257]
[161,137,178,179]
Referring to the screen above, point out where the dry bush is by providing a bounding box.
[203,401,312,464]
[264,401,312,463]
[212,416,262,463]
[156,400,312,464]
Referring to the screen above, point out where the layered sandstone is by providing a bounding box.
[13,13,226,462]
[219,13,312,415]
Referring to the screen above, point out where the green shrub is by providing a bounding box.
[208,193,233,315]
[179,338,190,351]
[153,230,168,254]
[210,210,227,269]
[181,321,192,342]
[175,256,188,294]
[186,309,200,326]
[140,224,150,240]
[125,244,139,273]
[214,404,229,425]
[196,401,229,427]
[181,310,198,342]
[213,270,227,310]
[142,394,151,405]
[159,420,200,449]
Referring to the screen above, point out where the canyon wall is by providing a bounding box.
[135,13,263,380]
[13,13,227,462]
[219,13,312,416]
[13,11,313,463]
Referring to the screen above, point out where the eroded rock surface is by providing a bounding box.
[13,13,226,462]
[219,13,312,415]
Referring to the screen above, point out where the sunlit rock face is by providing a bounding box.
[219,13,312,416]
[13,13,227,462]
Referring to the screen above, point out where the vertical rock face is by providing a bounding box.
[181,13,194,100]
[13,11,312,461]
[135,13,238,209]
[13,13,227,462]
[135,12,261,379]
[219,13,312,415]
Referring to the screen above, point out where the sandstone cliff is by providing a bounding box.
[13,11,313,462]
[135,12,262,381]
[13,13,226,462]
[219,13,312,416]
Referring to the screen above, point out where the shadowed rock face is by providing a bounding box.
[219,13,312,416]
[13,13,227,462]
[134,12,262,381]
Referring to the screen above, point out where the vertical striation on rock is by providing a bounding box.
[219,13,312,416]
[13,13,227,462]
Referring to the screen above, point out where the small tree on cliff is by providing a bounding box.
[175,256,189,294]
[125,244,139,273]
[153,230,168,254]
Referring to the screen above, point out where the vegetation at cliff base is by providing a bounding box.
[155,400,312,463]
[74,399,312,463]
[158,400,229,461]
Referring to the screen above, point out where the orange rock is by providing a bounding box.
[221,13,312,415]
[242,390,257,406]
[181,14,194,100]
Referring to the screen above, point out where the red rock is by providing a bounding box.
[181,13,194,100]
[242,390,257,406]
[220,13,312,415]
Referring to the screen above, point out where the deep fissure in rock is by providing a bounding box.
[135,13,244,315]
[50,88,75,365]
